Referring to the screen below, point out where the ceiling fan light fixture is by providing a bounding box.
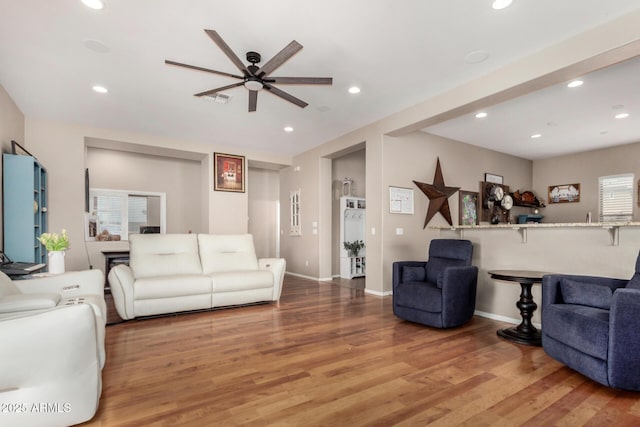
[244,77,263,92]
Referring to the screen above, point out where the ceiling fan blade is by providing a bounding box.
[248,90,258,112]
[264,83,308,108]
[269,77,333,85]
[204,29,249,75]
[194,82,244,97]
[256,40,303,77]
[165,60,244,80]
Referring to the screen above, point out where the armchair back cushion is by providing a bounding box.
[198,234,259,274]
[426,239,474,287]
[129,233,202,279]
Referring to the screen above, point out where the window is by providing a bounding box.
[599,174,633,222]
[89,189,166,240]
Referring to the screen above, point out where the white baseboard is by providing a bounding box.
[474,310,541,329]
[285,271,320,281]
[365,289,392,297]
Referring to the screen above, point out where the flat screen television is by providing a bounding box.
[140,226,161,234]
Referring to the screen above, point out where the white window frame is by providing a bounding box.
[598,174,634,222]
[89,188,167,240]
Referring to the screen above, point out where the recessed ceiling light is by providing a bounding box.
[81,0,105,10]
[92,85,108,93]
[475,112,488,118]
[492,0,512,10]
[615,113,629,119]
[83,39,110,53]
[530,133,542,139]
[284,126,294,132]
[348,86,361,94]
[567,80,583,88]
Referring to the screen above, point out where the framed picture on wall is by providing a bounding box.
[548,183,580,204]
[214,153,245,192]
[459,190,479,225]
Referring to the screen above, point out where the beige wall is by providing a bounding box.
[248,167,280,259]
[87,147,203,233]
[24,117,290,273]
[0,83,25,248]
[332,149,366,274]
[533,141,640,223]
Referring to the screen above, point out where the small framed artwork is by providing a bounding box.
[84,213,99,241]
[214,153,245,192]
[459,190,479,225]
[484,173,503,184]
[548,183,580,204]
[389,186,414,214]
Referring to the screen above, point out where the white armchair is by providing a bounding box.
[0,270,106,426]
[0,269,106,366]
[0,304,102,427]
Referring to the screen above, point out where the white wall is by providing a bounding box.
[248,167,280,259]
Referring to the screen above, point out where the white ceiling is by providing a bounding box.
[0,1,639,159]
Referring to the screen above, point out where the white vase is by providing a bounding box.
[48,251,66,275]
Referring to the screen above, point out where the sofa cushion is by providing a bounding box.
[544,303,610,360]
[561,278,613,310]
[129,234,202,279]
[134,275,212,300]
[0,293,61,313]
[198,234,259,274]
[394,282,442,313]
[402,266,425,283]
[211,270,274,292]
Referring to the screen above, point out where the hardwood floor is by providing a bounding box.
[83,276,640,426]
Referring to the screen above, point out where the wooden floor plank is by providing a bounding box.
[80,275,640,426]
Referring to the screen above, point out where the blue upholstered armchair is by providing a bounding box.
[542,251,640,391]
[393,239,478,328]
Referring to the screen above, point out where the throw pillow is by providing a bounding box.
[402,266,426,283]
[560,278,613,310]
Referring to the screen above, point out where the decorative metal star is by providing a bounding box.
[413,158,460,228]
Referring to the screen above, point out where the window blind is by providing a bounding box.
[599,174,633,222]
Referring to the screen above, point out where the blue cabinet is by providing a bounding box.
[2,154,48,263]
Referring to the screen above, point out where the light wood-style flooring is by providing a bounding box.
[83,275,640,426]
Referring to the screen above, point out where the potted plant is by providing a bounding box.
[343,240,365,257]
[38,229,70,274]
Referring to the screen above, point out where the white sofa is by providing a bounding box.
[108,233,286,320]
[0,269,106,427]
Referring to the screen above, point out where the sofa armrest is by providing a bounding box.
[0,293,61,314]
[608,288,640,390]
[440,266,478,326]
[0,304,102,426]
[14,269,105,298]
[542,274,627,307]
[108,264,136,319]
[259,258,286,300]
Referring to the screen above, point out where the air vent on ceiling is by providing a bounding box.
[203,93,232,104]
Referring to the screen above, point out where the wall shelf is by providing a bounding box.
[430,222,640,245]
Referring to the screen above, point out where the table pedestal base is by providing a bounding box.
[497,326,541,346]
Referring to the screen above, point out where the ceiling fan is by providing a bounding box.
[165,30,333,112]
